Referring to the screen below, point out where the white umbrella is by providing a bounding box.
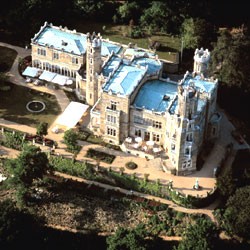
[146,140,154,146]
[66,79,73,85]
[135,137,142,143]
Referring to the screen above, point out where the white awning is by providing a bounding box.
[22,66,41,78]
[56,101,89,128]
[51,74,69,86]
[39,70,56,82]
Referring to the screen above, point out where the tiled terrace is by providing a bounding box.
[121,137,164,160]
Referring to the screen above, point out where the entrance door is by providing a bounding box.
[144,131,150,141]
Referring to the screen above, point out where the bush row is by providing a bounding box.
[0,126,56,148]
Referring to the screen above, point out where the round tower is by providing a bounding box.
[193,48,210,76]
[86,32,102,106]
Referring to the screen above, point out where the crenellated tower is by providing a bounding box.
[172,79,200,175]
[193,48,210,77]
[86,32,102,106]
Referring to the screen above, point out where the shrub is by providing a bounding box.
[86,148,115,164]
[125,161,138,170]
[49,156,95,179]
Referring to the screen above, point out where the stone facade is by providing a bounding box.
[88,42,219,175]
[31,23,84,79]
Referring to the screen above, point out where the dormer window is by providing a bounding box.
[110,101,117,111]
[53,52,59,60]
[62,40,68,46]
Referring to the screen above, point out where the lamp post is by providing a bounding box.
[180,37,184,63]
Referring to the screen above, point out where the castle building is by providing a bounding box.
[30,22,221,175]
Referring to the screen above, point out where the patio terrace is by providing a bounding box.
[121,136,164,160]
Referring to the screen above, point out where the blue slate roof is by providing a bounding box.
[33,26,121,56]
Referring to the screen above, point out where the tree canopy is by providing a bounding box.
[0,199,44,249]
[106,226,148,250]
[36,122,48,137]
[176,218,218,250]
[217,186,250,240]
[209,29,250,92]
[181,18,216,49]
[139,1,185,34]
[63,129,78,148]
[6,144,53,187]
[116,1,140,24]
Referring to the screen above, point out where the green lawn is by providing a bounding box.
[0,82,61,127]
[0,46,17,72]
[73,21,181,61]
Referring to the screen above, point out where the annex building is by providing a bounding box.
[29,22,221,175]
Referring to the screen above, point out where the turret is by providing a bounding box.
[193,48,210,76]
[177,81,199,120]
[86,32,102,106]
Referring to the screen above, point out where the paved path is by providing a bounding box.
[0,42,70,144]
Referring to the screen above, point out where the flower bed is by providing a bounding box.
[85,148,116,164]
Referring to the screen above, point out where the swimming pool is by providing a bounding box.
[133,79,177,112]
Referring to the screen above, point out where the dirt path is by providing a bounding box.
[54,171,216,222]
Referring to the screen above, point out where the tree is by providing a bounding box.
[36,122,48,137]
[216,169,236,198]
[209,29,250,92]
[74,0,104,17]
[176,218,218,250]
[63,129,78,149]
[106,226,147,250]
[140,1,172,34]
[181,17,216,49]
[117,1,140,24]
[0,199,43,249]
[6,144,53,188]
[217,186,250,240]
[140,1,184,34]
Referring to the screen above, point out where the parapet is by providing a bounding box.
[194,48,210,64]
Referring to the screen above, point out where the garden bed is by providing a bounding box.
[85,148,115,164]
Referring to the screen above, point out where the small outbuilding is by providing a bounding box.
[55,101,89,129]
